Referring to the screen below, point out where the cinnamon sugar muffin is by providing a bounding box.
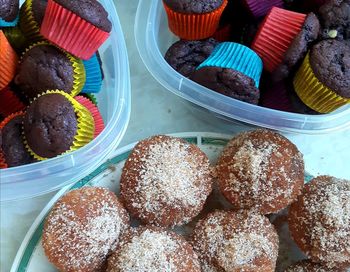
[191,209,279,272]
[284,259,348,272]
[216,129,304,215]
[288,176,350,268]
[42,187,130,272]
[120,135,212,228]
[107,226,201,272]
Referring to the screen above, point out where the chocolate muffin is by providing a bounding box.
[216,129,305,215]
[284,259,348,272]
[319,0,350,40]
[163,0,224,14]
[288,176,350,267]
[191,210,279,271]
[1,114,36,167]
[107,226,201,272]
[164,38,219,77]
[23,93,77,158]
[15,44,76,99]
[273,13,320,81]
[31,0,47,26]
[53,0,112,32]
[0,0,19,22]
[42,187,130,272]
[120,135,212,228]
[190,67,260,105]
[310,39,350,99]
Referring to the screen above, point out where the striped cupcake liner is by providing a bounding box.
[0,30,18,90]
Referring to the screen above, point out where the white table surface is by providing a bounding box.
[1,1,350,271]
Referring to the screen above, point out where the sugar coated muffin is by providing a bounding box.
[191,209,279,271]
[107,226,201,272]
[284,259,349,272]
[216,129,304,214]
[120,135,212,228]
[42,187,130,272]
[288,175,350,267]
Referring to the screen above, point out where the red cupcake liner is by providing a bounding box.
[75,96,104,138]
[0,86,26,117]
[0,111,25,131]
[251,7,306,72]
[212,24,232,42]
[0,150,7,169]
[40,0,110,60]
[163,0,228,40]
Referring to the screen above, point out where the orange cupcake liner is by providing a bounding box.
[75,96,105,138]
[163,0,228,40]
[293,53,350,113]
[0,31,19,90]
[0,150,7,169]
[252,7,306,72]
[0,86,26,117]
[40,0,110,60]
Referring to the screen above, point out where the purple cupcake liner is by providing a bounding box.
[244,0,284,18]
[260,81,294,112]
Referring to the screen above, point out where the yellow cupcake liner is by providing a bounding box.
[21,41,86,99]
[19,0,43,42]
[293,53,350,113]
[23,90,95,161]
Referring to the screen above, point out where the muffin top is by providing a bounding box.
[15,44,74,99]
[288,175,350,266]
[163,0,224,14]
[120,135,212,227]
[190,67,260,105]
[165,38,219,77]
[107,226,201,272]
[23,93,77,158]
[319,0,350,40]
[0,0,19,22]
[42,187,129,272]
[284,259,348,272]
[1,115,36,167]
[310,39,350,98]
[54,0,112,32]
[31,0,48,26]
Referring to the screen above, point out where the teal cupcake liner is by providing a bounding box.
[81,53,103,93]
[0,15,19,27]
[197,42,263,87]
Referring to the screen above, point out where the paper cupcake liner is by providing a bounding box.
[19,0,44,42]
[212,24,232,42]
[293,54,350,113]
[3,26,29,53]
[21,41,86,98]
[40,0,110,60]
[198,42,263,87]
[75,96,104,138]
[252,7,306,72]
[81,53,103,93]
[0,150,8,169]
[243,0,284,18]
[0,86,26,116]
[163,0,228,40]
[0,31,18,90]
[0,111,25,131]
[81,93,98,106]
[0,15,19,27]
[24,90,95,161]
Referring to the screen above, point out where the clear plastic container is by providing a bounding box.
[0,0,131,202]
[135,0,350,134]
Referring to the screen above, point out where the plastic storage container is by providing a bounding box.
[0,0,131,202]
[135,0,350,134]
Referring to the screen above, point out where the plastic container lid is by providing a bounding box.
[135,0,350,134]
[0,0,131,202]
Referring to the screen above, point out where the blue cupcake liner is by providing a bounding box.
[197,42,263,87]
[0,15,19,27]
[81,53,103,93]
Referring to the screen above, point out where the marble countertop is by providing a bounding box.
[1,1,350,271]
